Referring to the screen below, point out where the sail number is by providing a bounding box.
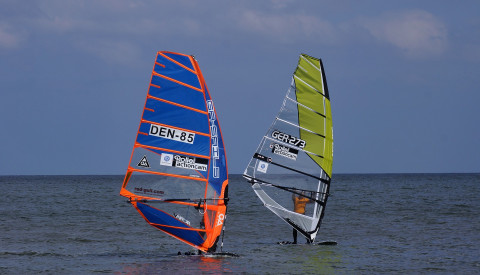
[149,124,195,144]
[271,130,306,148]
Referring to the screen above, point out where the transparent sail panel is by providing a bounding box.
[145,201,206,230]
[125,172,206,200]
[131,147,209,180]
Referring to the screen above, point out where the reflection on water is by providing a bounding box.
[118,253,242,274]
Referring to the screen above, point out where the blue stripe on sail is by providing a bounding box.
[160,52,195,71]
[154,55,200,90]
[143,98,209,134]
[137,123,210,156]
[137,202,204,246]
[149,75,206,112]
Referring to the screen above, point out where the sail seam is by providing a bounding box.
[286,96,326,118]
[130,168,208,181]
[152,71,203,92]
[275,118,326,139]
[294,75,325,97]
[134,143,210,159]
[250,177,329,196]
[158,52,197,74]
[300,55,321,72]
[146,95,208,115]
[252,154,328,183]
[152,223,207,232]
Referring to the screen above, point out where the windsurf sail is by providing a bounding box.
[120,51,229,252]
[243,54,333,242]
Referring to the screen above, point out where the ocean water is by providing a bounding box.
[0,174,479,274]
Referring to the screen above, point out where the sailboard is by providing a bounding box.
[120,51,229,253]
[243,54,333,243]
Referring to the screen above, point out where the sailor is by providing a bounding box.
[292,191,313,244]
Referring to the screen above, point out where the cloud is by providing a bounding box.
[0,24,22,48]
[238,10,336,43]
[361,10,448,57]
[75,38,141,65]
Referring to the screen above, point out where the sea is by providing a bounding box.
[0,173,479,274]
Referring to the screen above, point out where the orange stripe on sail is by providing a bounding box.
[150,222,207,232]
[134,143,209,159]
[158,52,197,74]
[145,107,155,112]
[140,119,210,137]
[150,83,161,89]
[155,62,166,68]
[147,95,208,115]
[130,168,207,182]
[152,71,203,93]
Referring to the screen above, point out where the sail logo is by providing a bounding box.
[160,153,208,171]
[160,153,173,166]
[137,155,150,168]
[216,213,225,226]
[257,161,269,173]
[149,124,195,144]
[174,213,191,226]
[173,155,208,171]
[271,143,298,160]
[207,100,220,178]
[271,130,306,148]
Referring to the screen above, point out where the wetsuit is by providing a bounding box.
[292,195,310,244]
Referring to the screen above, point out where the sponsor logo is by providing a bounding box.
[134,187,164,196]
[160,153,208,172]
[271,130,306,148]
[173,155,208,171]
[256,161,269,173]
[216,213,225,226]
[137,155,150,168]
[270,143,298,160]
[174,213,191,226]
[149,124,195,144]
[207,100,220,178]
[160,153,173,166]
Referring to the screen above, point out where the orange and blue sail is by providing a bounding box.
[120,51,228,252]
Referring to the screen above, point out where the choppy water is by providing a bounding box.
[0,174,479,274]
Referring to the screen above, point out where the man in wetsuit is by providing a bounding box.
[292,191,312,244]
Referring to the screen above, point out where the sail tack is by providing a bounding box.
[120,51,229,252]
[243,54,333,242]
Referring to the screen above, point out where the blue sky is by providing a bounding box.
[1,0,479,175]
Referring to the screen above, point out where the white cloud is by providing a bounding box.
[361,10,448,57]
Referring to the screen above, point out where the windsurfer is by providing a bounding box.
[292,191,313,244]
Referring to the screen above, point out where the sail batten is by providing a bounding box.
[134,143,210,159]
[121,51,229,253]
[293,75,325,96]
[274,118,327,138]
[146,94,209,115]
[244,54,333,243]
[285,96,327,118]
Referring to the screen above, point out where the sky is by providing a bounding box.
[1,0,479,175]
